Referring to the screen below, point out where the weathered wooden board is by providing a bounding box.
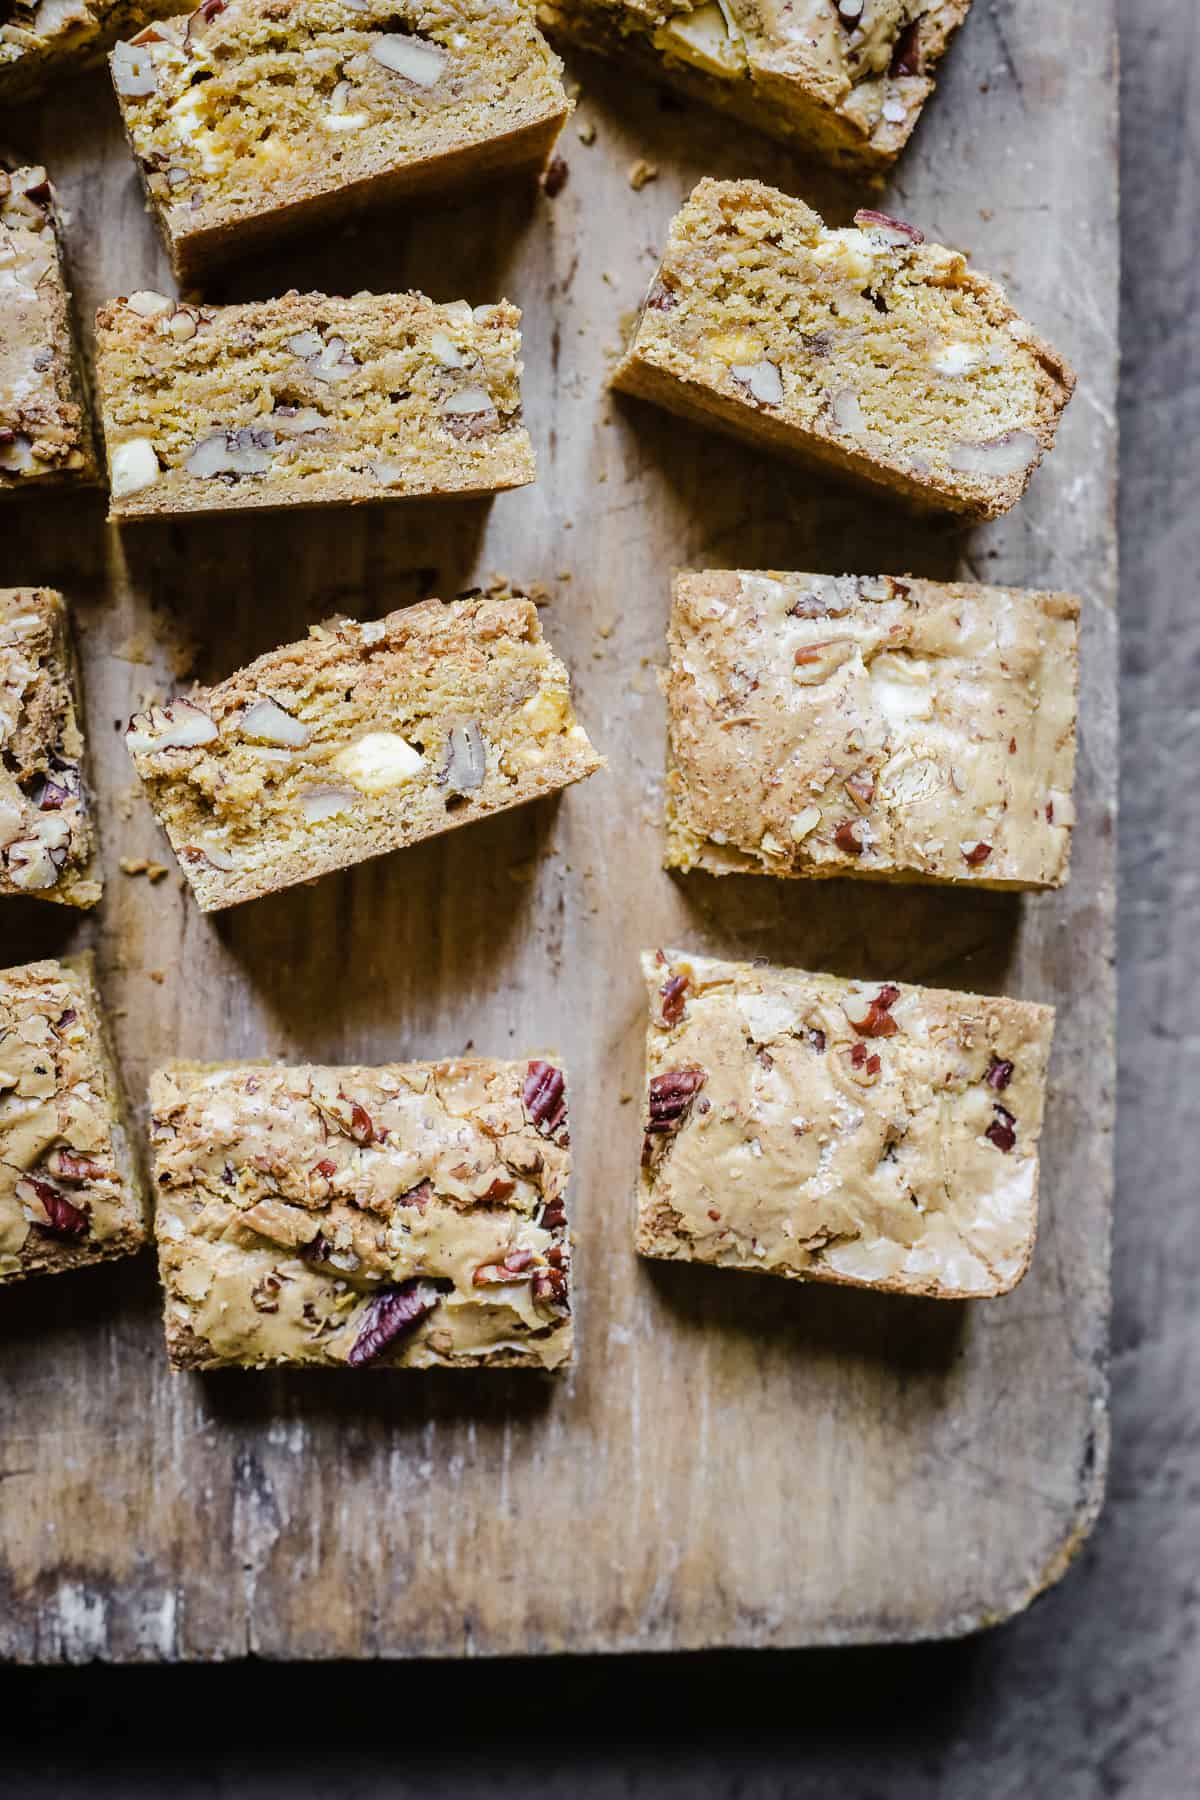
[0,0,1116,1660]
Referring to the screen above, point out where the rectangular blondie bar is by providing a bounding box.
[664,570,1079,889]
[125,595,603,910]
[1,955,147,1284]
[637,949,1053,1299]
[0,0,185,101]
[111,0,572,281]
[95,288,535,519]
[1,588,101,908]
[613,179,1075,521]
[152,1057,573,1369]
[540,1,971,170]
[1,167,97,494]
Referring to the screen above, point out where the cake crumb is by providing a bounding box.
[628,159,658,191]
[577,120,596,146]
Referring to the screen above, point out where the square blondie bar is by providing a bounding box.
[1,588,101,908]
[152,1057,573,1369]
[665,570,1079,889]
[111,0,571,281]
[637,949,1053,1300]
[540,1,971,170]
[613,179,1076,522]
[1,167,97,495]
[95,288,535,519]
[125,595,603,910]
[0,0,186,101]
[1,955,147,1284]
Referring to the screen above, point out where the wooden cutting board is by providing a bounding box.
[0,1,1116,1660]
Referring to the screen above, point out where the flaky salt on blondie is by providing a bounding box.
[665,570,1079,889]
[1,589,101,908]
[1,955,147,1284]
[125,595,603,910]
[95,288,534,519]
[540,1,970,169]
[637,950,1053,1300]
[1,167,97,494]
[0,0,186,100]
[152,1057,573,1369]
[613,179,1075,522]
[111,0,571,281]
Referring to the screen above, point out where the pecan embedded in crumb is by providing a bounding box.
[851,984,901,1039]
[985,1057,1015,1092]
[985,1105,1017,1153]
[347,1279,446,1366]
[660,972,688,1026]
[17,1173,88,1238]
[645,1067,706,1136]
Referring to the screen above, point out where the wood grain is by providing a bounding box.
[0,0,1117,1660]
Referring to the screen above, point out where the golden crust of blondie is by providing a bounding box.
[95,287,535,519]
[637,949,1053,1300]
[540,0,971,168]
[664,570,1079,890]
[0,955,147,1284]
[125,595,604,910]
[152,1057,573,1369]
[112,0,571,280]
[612,178,1076,522]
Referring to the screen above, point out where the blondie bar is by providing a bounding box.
[637,949,1053,1299]
[0,0,184,100]
[125,596,603,910]
[665,570,1079,889]
[1,166,97,494]
[111,0,571,281]
[613,179,1075,521]
[1,588,101,908]
[152,1057,573,1369]
[1,955,147,1284]
[95,288,534,519]
[540,1,970,169]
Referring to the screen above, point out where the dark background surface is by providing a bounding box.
[0,1,1192,1793]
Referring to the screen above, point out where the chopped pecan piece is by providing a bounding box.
[396,1179,432,1213]
[17,1174,88,1238]
[985,1105,1017,1153]
[539,1195,566,1231]
[523,1060,567,1137]
[347,1279,446,1366]
[660,972,689,1026]
[347,1100,376,1145]
[850,983,901,1039]
[834,820,865,856]
[645,1067,706,1135]
[473,1246,536,1286]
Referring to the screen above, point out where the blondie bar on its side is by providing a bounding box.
[1,167,97,495]
[0,956,147,1284]
[1,589,101,908]
[126,596,603,910]
[95,288,535,519]
[0,0,186,101]
[111,0,572,281]
[665,570,1079,889]
[637,950,1053,1300]
[613,179,1075,521]
[152,1057,574,1369]
[540,1,971,170]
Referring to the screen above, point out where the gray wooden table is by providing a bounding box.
[0,0,1193,1792]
